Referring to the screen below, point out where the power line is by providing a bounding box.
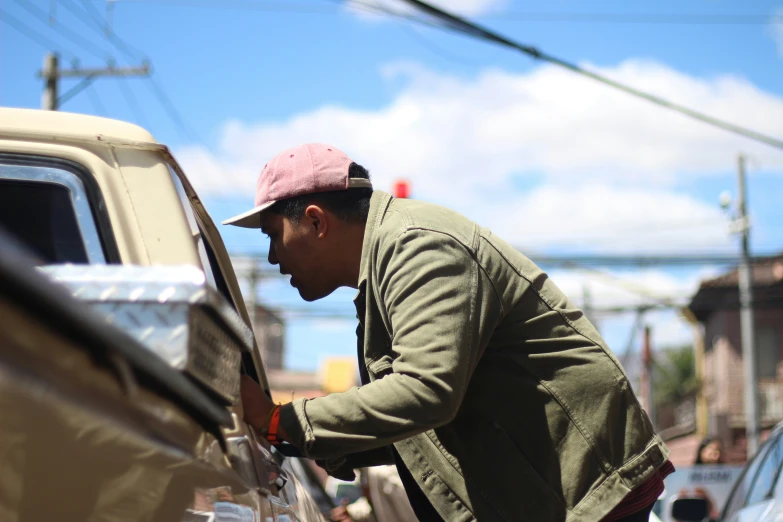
[57,0,110,43]
[117,0,338,13]
[85,82,107,115]
[78,0,147,61]
[484,12,783,25]
[146,74,207,144]
[519,220,728,247]
[0,7,78,60]
[397,0,783,151]
[13,0,112,60]
[340,0,454,31]
[78,0,111,34]
[115,0,783,25]
[60,0,208,146]
[231,251,775,269]
[396,17,479,66]
[116,77,150,127]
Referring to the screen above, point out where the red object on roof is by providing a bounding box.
[393,180,410,199]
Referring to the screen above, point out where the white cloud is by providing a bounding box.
[546,268,705,310]
[176,59,783,251]
[475,184,731,252]
[347,0,505,19]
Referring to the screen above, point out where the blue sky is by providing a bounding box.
[3,0,783,373]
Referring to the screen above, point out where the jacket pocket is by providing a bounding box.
[490,420,566,506]
[450,417,568,522]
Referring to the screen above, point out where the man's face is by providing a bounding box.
[259,210,336,302]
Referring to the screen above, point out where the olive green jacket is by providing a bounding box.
[281,191,669,522]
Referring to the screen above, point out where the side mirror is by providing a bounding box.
[671,497,709,522]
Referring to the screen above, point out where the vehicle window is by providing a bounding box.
[746,433,783,505]
[0,161,106,264]
[167,166,218,289]
[722,437,775,519]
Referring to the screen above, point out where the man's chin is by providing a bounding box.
[297,286,336,302]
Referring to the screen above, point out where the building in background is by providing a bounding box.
[688,254,783,462]
[267,357,359,404]
[246,301,359,404]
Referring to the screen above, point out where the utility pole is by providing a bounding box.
[736,154,760,457]
[42,53,59,111]
[39,52,150,111]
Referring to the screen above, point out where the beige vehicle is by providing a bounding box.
[0,108,329,522]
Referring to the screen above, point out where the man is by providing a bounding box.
[227,143,673,522]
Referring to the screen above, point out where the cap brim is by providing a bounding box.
[221,201,277,228]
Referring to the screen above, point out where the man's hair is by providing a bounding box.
[267,162,373,223]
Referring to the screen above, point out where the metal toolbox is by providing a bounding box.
[40,264,252,404]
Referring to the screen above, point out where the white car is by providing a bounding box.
[673,422,783,522]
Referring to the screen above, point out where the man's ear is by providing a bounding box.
[304,204,329,239]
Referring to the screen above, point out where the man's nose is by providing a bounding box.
[268,244,278,265]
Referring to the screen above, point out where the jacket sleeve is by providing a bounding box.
[279,228,502,459]
[316,446,397,481]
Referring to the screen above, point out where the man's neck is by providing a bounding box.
[334,222,365,289]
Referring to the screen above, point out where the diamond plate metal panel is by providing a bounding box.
[39,264,251,404]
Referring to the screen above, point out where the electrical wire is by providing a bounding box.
[74,0,109,33]
[78,0,148,61]
[115,0,783,25]
[145,74,206,144]
[0,7,79,61]
[229,250,762,269]
[116,77,150,128]
[85,82,108,115]
[13,0,112,61]
[395,16,479,66]
[57,0,109,41]
[60,0,211,147]
[335,0,456,31]
[117,0,338,13]
[484,12,783,25]
[396,0,783,151]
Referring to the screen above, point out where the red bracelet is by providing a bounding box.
[267,405,282,444]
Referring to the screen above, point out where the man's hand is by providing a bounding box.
[329,503,354,522]
[240,375,289,441]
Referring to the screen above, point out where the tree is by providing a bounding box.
[654,345,699,408]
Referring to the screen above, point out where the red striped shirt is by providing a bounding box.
[601,460,675,521]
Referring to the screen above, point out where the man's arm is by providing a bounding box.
[278,228,502,458]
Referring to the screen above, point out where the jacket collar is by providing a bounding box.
[357,190,393,288]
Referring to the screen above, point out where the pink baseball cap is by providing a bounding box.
[222,143,372,228]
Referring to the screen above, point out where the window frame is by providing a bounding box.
[0,153,121,264]
[746,432,783,505]
[721,433,778,520]
[166,164,234,304]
